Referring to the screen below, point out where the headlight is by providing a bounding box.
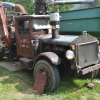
[65,50,74,60]
[98,46,100,53]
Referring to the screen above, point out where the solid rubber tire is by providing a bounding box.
[34,60,60,92]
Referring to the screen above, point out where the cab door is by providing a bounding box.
[15,19,32,57]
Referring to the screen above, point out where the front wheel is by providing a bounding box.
[34,60,60,92]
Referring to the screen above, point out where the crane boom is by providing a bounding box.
[44,0,94,5]
[35,0,94,15]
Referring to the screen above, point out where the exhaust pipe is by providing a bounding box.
[50,12,60,39]
[2,2,27,14]
[44,0,94,5]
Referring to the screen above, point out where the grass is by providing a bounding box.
[0,66,100,100]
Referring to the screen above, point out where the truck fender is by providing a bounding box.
[34,52,61,66]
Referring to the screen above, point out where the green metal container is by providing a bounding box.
[60,7,100,40]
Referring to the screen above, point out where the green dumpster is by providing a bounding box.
[60,7,100,40]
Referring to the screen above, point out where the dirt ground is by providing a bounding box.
[0,60,25,71]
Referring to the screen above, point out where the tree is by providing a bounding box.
[2,0,73,14]
[3,0,35,14]
[93,0,100,7]
[49,4,73,12]
[3,0,100,14]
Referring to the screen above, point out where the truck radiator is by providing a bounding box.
[76,42,98,68]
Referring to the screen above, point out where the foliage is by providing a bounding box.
[3,0,35,14]
[3,0,100,14]
[93,0,100,7]
[2,0,73,14]
[49,4,73,12]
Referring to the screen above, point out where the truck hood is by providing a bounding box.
[41,34,97,46]
[41,35,78,46]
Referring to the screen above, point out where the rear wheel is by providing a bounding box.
[34,60,60,92]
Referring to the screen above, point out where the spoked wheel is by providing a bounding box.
[34,60,60,92]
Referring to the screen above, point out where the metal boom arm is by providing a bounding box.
[45,0,94,5]
[35,0,94,15]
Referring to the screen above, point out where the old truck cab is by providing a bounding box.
[14,15,51,58]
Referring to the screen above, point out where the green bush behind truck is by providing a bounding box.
[60,7,100,40]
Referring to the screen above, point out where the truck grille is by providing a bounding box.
[76,42,98,68]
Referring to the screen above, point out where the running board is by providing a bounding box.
[19,58,33,69]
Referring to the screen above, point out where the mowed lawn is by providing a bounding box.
[0,66,100,100]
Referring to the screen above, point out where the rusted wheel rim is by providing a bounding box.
[36,65,52,89]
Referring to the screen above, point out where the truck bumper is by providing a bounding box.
[81,64,100,75]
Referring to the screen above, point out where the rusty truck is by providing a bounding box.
[0,0,100,92]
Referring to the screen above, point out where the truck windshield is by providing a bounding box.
[70,0,100,10]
